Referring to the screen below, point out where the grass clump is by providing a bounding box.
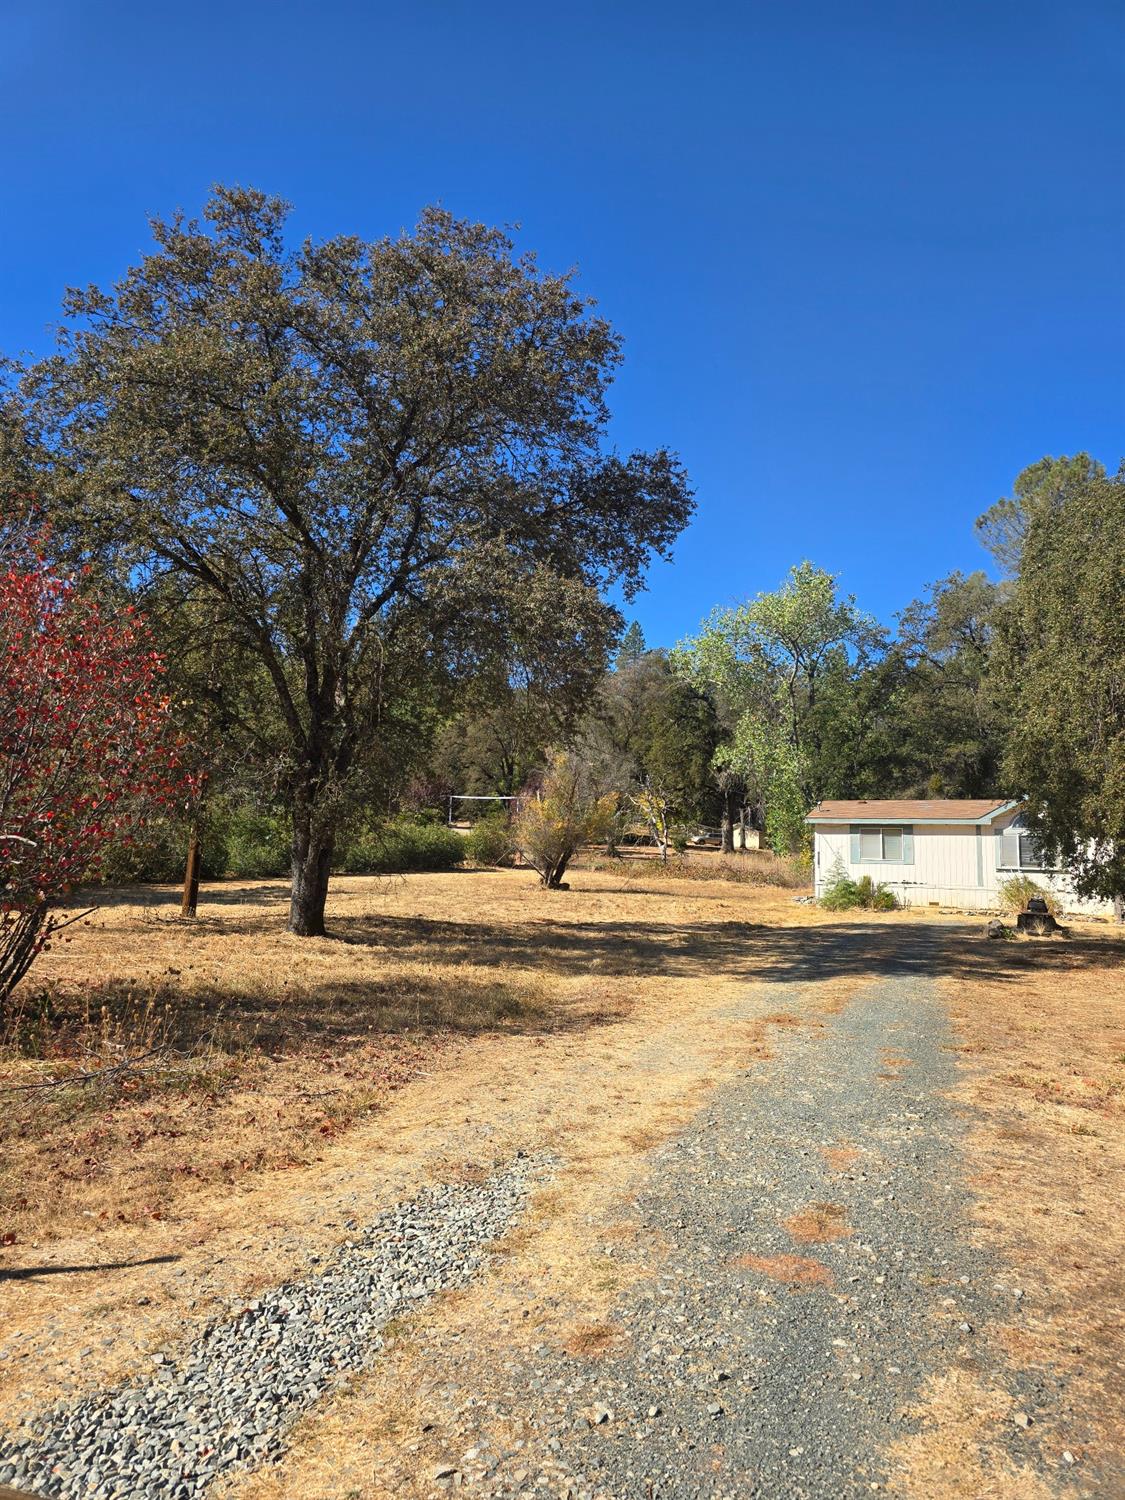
[998,874,1062,917]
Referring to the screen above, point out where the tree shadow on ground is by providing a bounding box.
[82,882,295,912]
[31,887,1122,1062]
[81,869,502,916]
[326,909,1120,989]
[0,1254,179,1283]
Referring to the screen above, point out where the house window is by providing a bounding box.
[859,828,882,860]
[998,827,1053,871]
[851,825,912,862]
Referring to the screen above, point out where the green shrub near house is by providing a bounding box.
[998,874,1061,917]
[819,856,898,911]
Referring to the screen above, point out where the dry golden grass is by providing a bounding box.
[888,929,1125,1494]
[0,867,867,1424]
[561,1320,620,1356]
[890,1369,1056,1500]
[0,866,900,1256]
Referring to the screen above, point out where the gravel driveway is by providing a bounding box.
[432,956,1094,1498]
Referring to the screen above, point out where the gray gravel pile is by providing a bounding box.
[0,1152,549,1499]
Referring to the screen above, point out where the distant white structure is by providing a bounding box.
[806,799,1113,916]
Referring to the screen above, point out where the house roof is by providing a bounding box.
[806,798,1016,825]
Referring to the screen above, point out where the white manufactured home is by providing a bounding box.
[806,798,1114,917]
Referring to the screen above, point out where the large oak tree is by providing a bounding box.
[8,188,692,934]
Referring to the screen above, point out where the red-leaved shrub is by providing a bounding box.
[0,560,195,1004]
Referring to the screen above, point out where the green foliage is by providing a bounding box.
[94,804,469,883]
[819,855,897,911]
[849,571,1007,799]
[98,818,193,884]
[857,875,898,911]
[997,875,1061,918]
[990,456,1125,901]
[339,818,465,875]
[224,807,291,879]
[100,806,282,883]
[462,815,515,867]
[716,720,808,856]
[576,651,720,848]
[975,454,1105,576]
[639,676,719,821]
[615,620,647,667]
[677,564,877,850]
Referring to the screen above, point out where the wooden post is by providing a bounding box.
[181,826,202,918]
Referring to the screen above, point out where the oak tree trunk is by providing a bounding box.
[289,813,334,936]
[540,851,572,888]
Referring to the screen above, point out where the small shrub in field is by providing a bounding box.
[998,875,1061,917]
[516,752,617,889]
[856,875,898,911]
[819,873,860,911]
[0,559,194,1005]
[462,815,514,867]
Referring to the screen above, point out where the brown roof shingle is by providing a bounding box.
[806,798,1012,824]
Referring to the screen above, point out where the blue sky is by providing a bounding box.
[3,1,1122,646]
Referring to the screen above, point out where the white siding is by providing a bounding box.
[813,815,1113,916]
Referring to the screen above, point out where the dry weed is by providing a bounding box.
[782,1201,851,1243]
[820,1145,860,1172]
[562,1321,620,1356]
[732,1252,835,1289]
